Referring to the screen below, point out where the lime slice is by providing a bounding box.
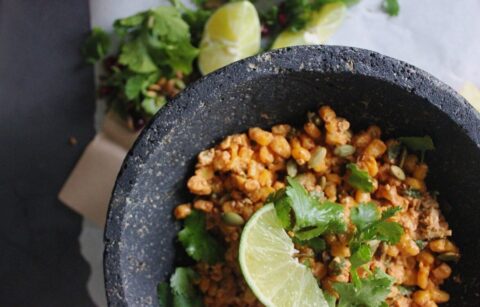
[239,204,328,307]
[198,1,261,75]
[271,2,346,49]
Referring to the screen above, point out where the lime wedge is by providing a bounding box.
[239,203,328,307]
[198,1,261,75]
[271,2,346,49]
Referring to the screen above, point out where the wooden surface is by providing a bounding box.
[0,0,96,305]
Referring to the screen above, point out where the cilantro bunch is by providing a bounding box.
[82,5,205,129]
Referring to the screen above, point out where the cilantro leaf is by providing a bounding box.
[293,236,326,254]
[178,210,224,264]
[81,27,111,64]
[346,163,374,192]
[375,220,403,244]
[170,267,203,307]
[351,202,380,231]
[398,136,435,152]
[113,12,146,36]
[286,177,346,233]
[269,188,293,229]
[398,136,434,161]
[384,0,400,16]
[115,6,198,76]
[333,269,395,307]
[324,292,336,307]
[119,38,158,73]
[349,203,403,284]
[271,177,346,240]
[125,75,149,99]
[157,282,173,307]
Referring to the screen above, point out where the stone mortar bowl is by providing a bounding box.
[104,45,480,306]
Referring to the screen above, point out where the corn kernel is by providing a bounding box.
[187,175,212,195]
[258,169,273,187]
[319,106,336,122]
[417,262,430,289]
[304,122,322,139]
[248,127,273,146]
[174,203,192,219]
[300,134,316,150]
[354,190,371,203]
[331,243,351,258]
[413,163,429,181]
[194,199,214,213]
[417,251,435,266]
[258,146,274,164]
[399,234,420,256]
[324,183,337,201]
[432,263,452,280]
[269,135,291,158]
[292,146,311,165]
[367,125,382,139]
[413,290,431,305]
[405,177,426,192]
[353,132,372,149]
[430,288,450,303]
[404,154,418,174]
[429,239,458,253]
[326,173,342,185]
[271,124,291,136]
[385,245,399,257]
[364,139,387,158]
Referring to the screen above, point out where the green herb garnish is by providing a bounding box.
[383,0,400,16]
[271,177,346,240]
[398,135,435,162]
[158,267,202,307]
[333,268,395,307]
[293,236,327,253]
[349,203,403,285]
[81,27,111,64]
[346,163,374,192]
[178,210,224,264]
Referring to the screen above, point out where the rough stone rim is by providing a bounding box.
[103,45,480,306]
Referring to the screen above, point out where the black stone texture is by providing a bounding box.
[104,46,480,306]
[0,0,96,306]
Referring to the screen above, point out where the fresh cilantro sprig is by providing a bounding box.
[271,177,346,241]
[349,203,403,285]
[333,268,395,307]
[346,163,374,192]
[81,27,111,64]
[178,210,224,264]
[398,135,435,162]
[158,267,203,307]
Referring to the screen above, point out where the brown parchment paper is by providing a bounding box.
[58,112,140,227]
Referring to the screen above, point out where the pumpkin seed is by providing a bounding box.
[334,144,356,157]
[437,252,460,262]
[309,146,327,169]
[286,160,298,177]
[221,212,245,226]
[390,165,406,180]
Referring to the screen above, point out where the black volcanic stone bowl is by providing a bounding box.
[104,45,480,306]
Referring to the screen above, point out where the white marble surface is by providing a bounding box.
[81,0,480,305]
